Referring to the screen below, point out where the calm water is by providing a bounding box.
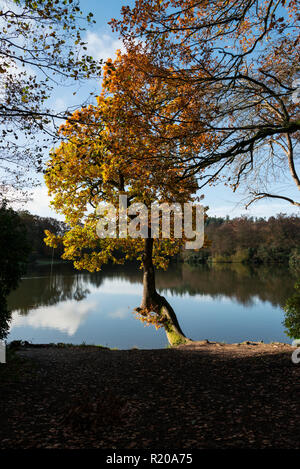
[7,262,297,349]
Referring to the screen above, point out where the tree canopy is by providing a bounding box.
[110,0,300,207]
[0,0,101,199]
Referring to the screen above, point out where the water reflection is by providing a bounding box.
[157,263,296,307]
[6,262,299,347]
[282,280,300,340]
[8,269,91,315]
[11,299,97,336]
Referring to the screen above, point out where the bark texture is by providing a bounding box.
[139,238,191,346]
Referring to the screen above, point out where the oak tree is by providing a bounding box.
[44,52,209,345]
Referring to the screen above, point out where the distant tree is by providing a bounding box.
[202,214,300,263]
[289,248,300,273]
[283,282,300,340]
[18,211,68,261]
[0,0,101,199]
[0,202,30,338]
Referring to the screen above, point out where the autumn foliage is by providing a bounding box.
[44,0,299,340]
[111,0,300,207]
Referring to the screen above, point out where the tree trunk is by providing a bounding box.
[139,237,191,346]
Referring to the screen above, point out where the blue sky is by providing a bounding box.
[22,0,299,220]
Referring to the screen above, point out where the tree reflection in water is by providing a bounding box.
[6,262,298,343]
[283,281,300,341]
[8,265,91,316]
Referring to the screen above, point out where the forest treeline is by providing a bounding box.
[183,214,300,266]
[18,211,67,263]
[18,211,300,267]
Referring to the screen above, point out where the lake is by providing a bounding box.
[7,262,297,349]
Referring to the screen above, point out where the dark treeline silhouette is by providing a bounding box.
[0,204,30,338]
[183,214,300,266]
[18,211,68,263]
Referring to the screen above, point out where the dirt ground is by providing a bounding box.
[0,341,299,449]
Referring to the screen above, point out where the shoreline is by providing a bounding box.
[6,338,296,352]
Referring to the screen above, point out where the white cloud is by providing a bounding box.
[240,201,300,218]
[0,0,21,13]
[84,31,126,62]
[108,308,130,320]
[17,182,299,223]
[20,186,63,219]
[206,201,299,219]
[11,300,96,336]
